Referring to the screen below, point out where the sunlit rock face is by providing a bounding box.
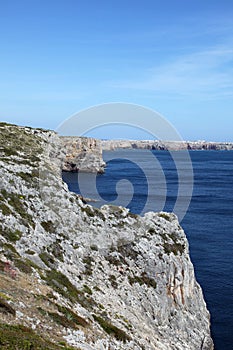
[61,136,106,173]
[0,123,214,350]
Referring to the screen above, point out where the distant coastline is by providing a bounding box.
[101,139,233,151]
[60,136,233,174]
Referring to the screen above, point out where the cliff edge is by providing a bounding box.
[0,123,213,349]
[60,136,106,173]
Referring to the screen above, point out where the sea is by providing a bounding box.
[62,150,233,350]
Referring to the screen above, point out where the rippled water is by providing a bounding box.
[62,150,233,350]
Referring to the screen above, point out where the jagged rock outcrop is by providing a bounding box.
[60,136,106,173]
[0,122,214,349]
[102,139,233,151]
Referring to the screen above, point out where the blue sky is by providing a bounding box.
[0,0,233,141]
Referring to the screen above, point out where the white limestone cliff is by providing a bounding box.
[0,123,214,349]
[60,136,106,173]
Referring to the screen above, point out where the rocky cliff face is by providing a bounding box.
[0,123,213,349]
[102,139,233,151]
[61,136,106,173]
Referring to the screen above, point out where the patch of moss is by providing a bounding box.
[0,190,34,228]
[93,315,131,343]
[48,310,87,330]
[44,270,97,310]
[0,124,44,167]
[49,241,64,262]
[0,226,22,243]
[82,284,92,295]
[39,252,55,267]
[2,148,18,157]
[0,323,79,349]
[109,275,118,288]
[148,227,156,234]
[0,122,16,127]
[80,206,105,221]
[0,293,11,301]
[90,245,98,251]
[83,256,94,276]
[13,258,33,274]
[128,272,157,289]
[105,253,125,267]
[80,206,95,217]
[0,203,12,216]
[40,221,56,233]
[45,270,80,303]
[127,212,138,219]
[0,299,16,316]
[117,242,138,260]
[158,213,171,221]
[3,243,18,255]
[163,242,185,255]
[0,260,5,272]
[57,305,89,328]
[25,249,36,255]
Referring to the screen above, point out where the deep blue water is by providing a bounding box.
[62,150,233,350]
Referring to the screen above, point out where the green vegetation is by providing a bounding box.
[90,245,98,251]
[25,249,36,255]
[93,315,131,343]
[158,213,171,221]
[148,227,156,234]
[0,259,5,272]
[0,323,79,350]
[14,258,35,274]
[45,270,80,303]
[0,124,44,167]
[128,272,157,289]
[45,269,97,310]
[57,305,89,327]
[160,230,185,256]
[39,252,55,267]
[127,212,138,219]
[0,299,16,316]
[117,242,138,260]
[3,243,18,255]
[82,256,94,276]
[109,274,118,288]
[17,169,39,184]
[105,253,124,267]
[80,205,106,221]
[0,292,11,301]
[82,284,92,295]
[41,221,56,233]
[45,304,89,329]
[0,203,12,216]
[49,241,64,262]
[0,227,22,242]
[163,242,185,255]
[0,189,34,228]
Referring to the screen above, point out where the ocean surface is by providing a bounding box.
[62,150,233,350]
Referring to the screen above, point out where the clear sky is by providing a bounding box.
[0,0,233,141]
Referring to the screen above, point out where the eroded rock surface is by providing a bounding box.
[61,136,106,173]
